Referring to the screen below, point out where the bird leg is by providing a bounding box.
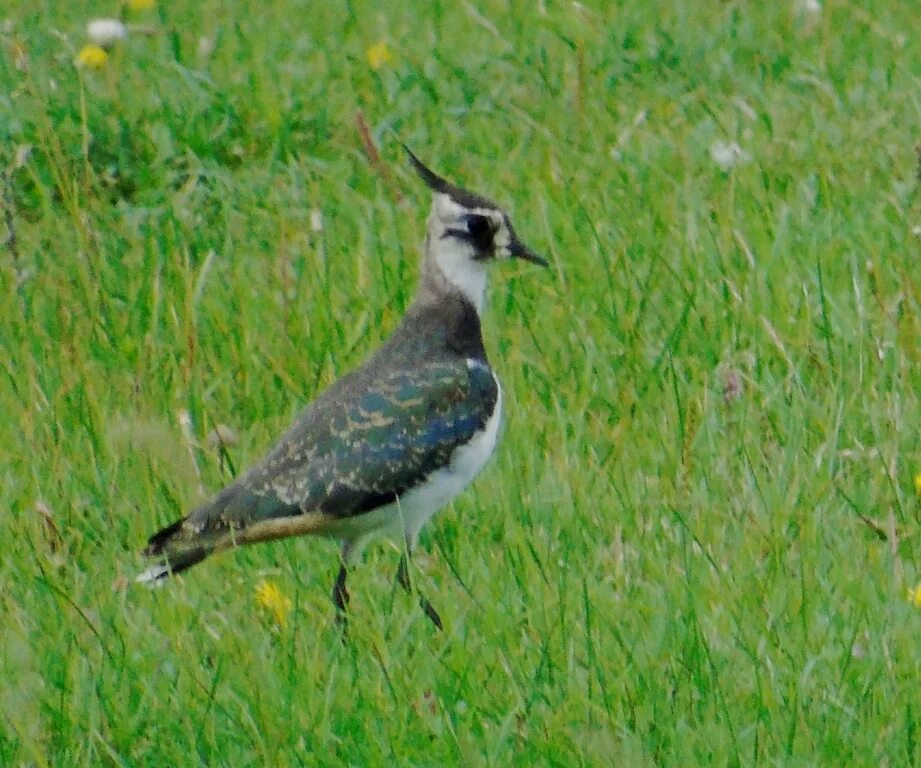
[396,552,443,631]
[331,563,350,631]
[395,552,411,592]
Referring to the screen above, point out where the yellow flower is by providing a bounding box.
[914,472,921,496]
[75,44,109,70]
[366,41,393,70]
[907,584,921,608]
[254,579,292,629]
[126,0,156,9]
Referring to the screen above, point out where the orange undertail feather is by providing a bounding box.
[136,510,336,585]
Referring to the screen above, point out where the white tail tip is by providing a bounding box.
[136,563,170,587]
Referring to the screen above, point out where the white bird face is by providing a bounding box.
[430,193,511,263]
[404,146,547,311]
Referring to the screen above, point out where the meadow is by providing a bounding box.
[1,0,920,764]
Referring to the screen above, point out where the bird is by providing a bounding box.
[137,147,548,629]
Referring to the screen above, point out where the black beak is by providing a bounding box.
[509,236,549,267]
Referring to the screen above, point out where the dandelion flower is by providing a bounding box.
[126,0,156,10]
[366,41,393,70]
[255,580,292,629]
[75,44,109,69]
[914,472,921,496]
[907,584,921,608]
[87,18,128,48]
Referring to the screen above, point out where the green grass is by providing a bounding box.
[2,0,920,764]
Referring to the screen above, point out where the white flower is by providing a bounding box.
[795,0,821,14]
[309,209,323,232]
[13,144,32,169]
[206,424,238,450]
[197,36,215,59]
[86,18,128,48]
[710,140,751,171]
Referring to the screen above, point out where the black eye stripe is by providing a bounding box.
[441,214,499,255]
[465,214,495,250]
[441,228,483,248]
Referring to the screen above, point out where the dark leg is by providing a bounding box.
[396,553,411,593]
[395,552,443,631]
[331,563,350,634]
[332,563,349,612]
[419,593,444,631]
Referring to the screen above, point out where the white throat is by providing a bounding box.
[424,192,489,311]
[431,238,487,311]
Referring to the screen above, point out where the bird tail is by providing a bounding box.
[136,518,219,585]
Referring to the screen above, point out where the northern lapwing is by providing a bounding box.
[138,148,548,629]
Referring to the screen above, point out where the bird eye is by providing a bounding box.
[466,215,490,237]
[465,215,494,249]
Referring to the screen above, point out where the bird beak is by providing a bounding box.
[509,236,549,267]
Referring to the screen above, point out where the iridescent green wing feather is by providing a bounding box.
[188,358,498,532]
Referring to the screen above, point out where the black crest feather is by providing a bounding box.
[402,144,452,194]
[401,145,500,211]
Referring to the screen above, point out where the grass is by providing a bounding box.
[1,0,920,764]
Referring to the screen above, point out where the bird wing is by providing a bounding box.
[183,357,499,539]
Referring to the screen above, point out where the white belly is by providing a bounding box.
[335,371,502,561]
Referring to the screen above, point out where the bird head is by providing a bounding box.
[405,146,547,310]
